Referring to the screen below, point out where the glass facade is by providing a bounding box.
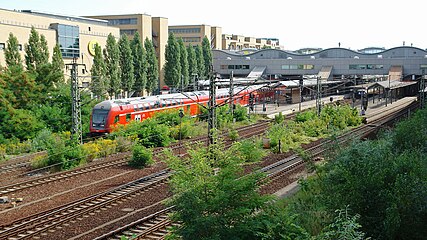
[227,65,250,70]
[420,64,427,69]
[108,18,137,25]
[52,24,80,58]
[349,64,384,70]
[0,43,5,50]
[169,28,201,34]
[281,64,314,70]
[181,37,201,43]
[120,29,137,35]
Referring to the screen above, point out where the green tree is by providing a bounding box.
[4,33,23,69]
[164,33,181,89]
[187,44,197,83]
[144,38,159,94]
[322,138,427,239]
[202,36,212,78]
[164,141,271,239]
[39,34,50,66]
[178,38,189,88]
[1,109,44,141]
[104,33,121,99]
[2,68,38,109]
[51,44,64,82]
[90,44,107,99]
[119,34,134,98]
[24,26,41,71]
[131,31,147,96]
[195,45,205,79]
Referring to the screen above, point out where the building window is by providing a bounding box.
[242,65,250,69]
[120,29,137,35]
[169,28,201,34]
[0,43,5,50]
[180,37,201,43]
[88,27,91,31]
[18,44,23,51]
[51,24,80,59]
[349,64,383,70]
[108,18,137,25]
[420,64,427,70]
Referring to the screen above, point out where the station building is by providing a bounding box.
[222,35,281,51]
[0,8,120,86]
[213,47,427,80]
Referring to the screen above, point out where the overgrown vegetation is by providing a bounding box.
[268,104,362,153]
[129,144,153,168]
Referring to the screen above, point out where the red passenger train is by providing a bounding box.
[90,86,262,134]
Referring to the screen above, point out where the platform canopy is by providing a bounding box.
[353,80,417,90]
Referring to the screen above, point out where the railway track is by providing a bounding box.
[0,102,417,239]
[0,152,46,176]
[0,170,171,239]
[0,121,271,198]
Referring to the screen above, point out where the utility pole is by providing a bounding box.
[229,71,234,118]
[208,65,216,145]
[66,59,86,144]
[421,72,426,108]
[316,75,322,116]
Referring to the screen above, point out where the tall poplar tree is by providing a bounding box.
[104,33,121,99]
[202,36,213,78]
[39,34,50,66]
[131,31,147,96]
[4,33,23,69]
[119,34,134,98]
[144,38,159,94]
[178,38,189,88]
[164,33,181,89]
[52,44,64,81]
[187,44,197,78]
[90,44,107,99]
[195,45,205,79]
[25,26,40,71]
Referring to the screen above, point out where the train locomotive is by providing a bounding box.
[90,86,262,134]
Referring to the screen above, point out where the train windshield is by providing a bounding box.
[92,109,109,124]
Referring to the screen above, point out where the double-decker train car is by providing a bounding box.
[90,86,261,134]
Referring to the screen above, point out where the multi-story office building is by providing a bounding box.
[88,14,168,85]
[0,8,120,85]
[222,34,281,51]
[168,25,222,49]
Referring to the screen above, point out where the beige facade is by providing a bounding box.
[168,25,222,49]
[88,14,168,86]
[0,8,120,85]
[152,17,168,86]
[222,34,281,51]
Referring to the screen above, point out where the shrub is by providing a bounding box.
[274,112,285,124]
[31,155,50,169]
[63,145,86,169]
[81,142,100,162]
[234,138,266,163]
[115,136,134,152]
[129,145,153,168]
[0,145,6,161]
[31,128,55,151]
[96,139,117,157]
[228,129,239,141]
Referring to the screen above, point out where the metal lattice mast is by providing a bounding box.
[67,59,85,144]
[229,70,234,118]
[421,74,426,108]
[208,66,216,145]
[316,76,322,116]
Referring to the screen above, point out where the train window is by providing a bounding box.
[114,115,119,123]
[186,105,191,111]
[134,105,138,111]
[126,114,131,122]
[138,104,144,111]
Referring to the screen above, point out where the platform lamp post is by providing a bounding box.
[316,75,322,116]
[229,70,234,118]
[191,73,198,91]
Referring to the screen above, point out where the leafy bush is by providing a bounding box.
[129,144,153,168]
[0,145,6,161]
[112,119,172,148]
[81,142,100,162]
[274,112,285,124]
[170,120,193,140]
[31,155,50,169]
[228,129,239,141]
[296,110,317,123]
[233,138,266,163]
[96,139,117,157]
[31,128,56,151]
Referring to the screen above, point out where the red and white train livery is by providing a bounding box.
[90,86,261,134]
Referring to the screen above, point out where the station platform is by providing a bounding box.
[252,95,344,118]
